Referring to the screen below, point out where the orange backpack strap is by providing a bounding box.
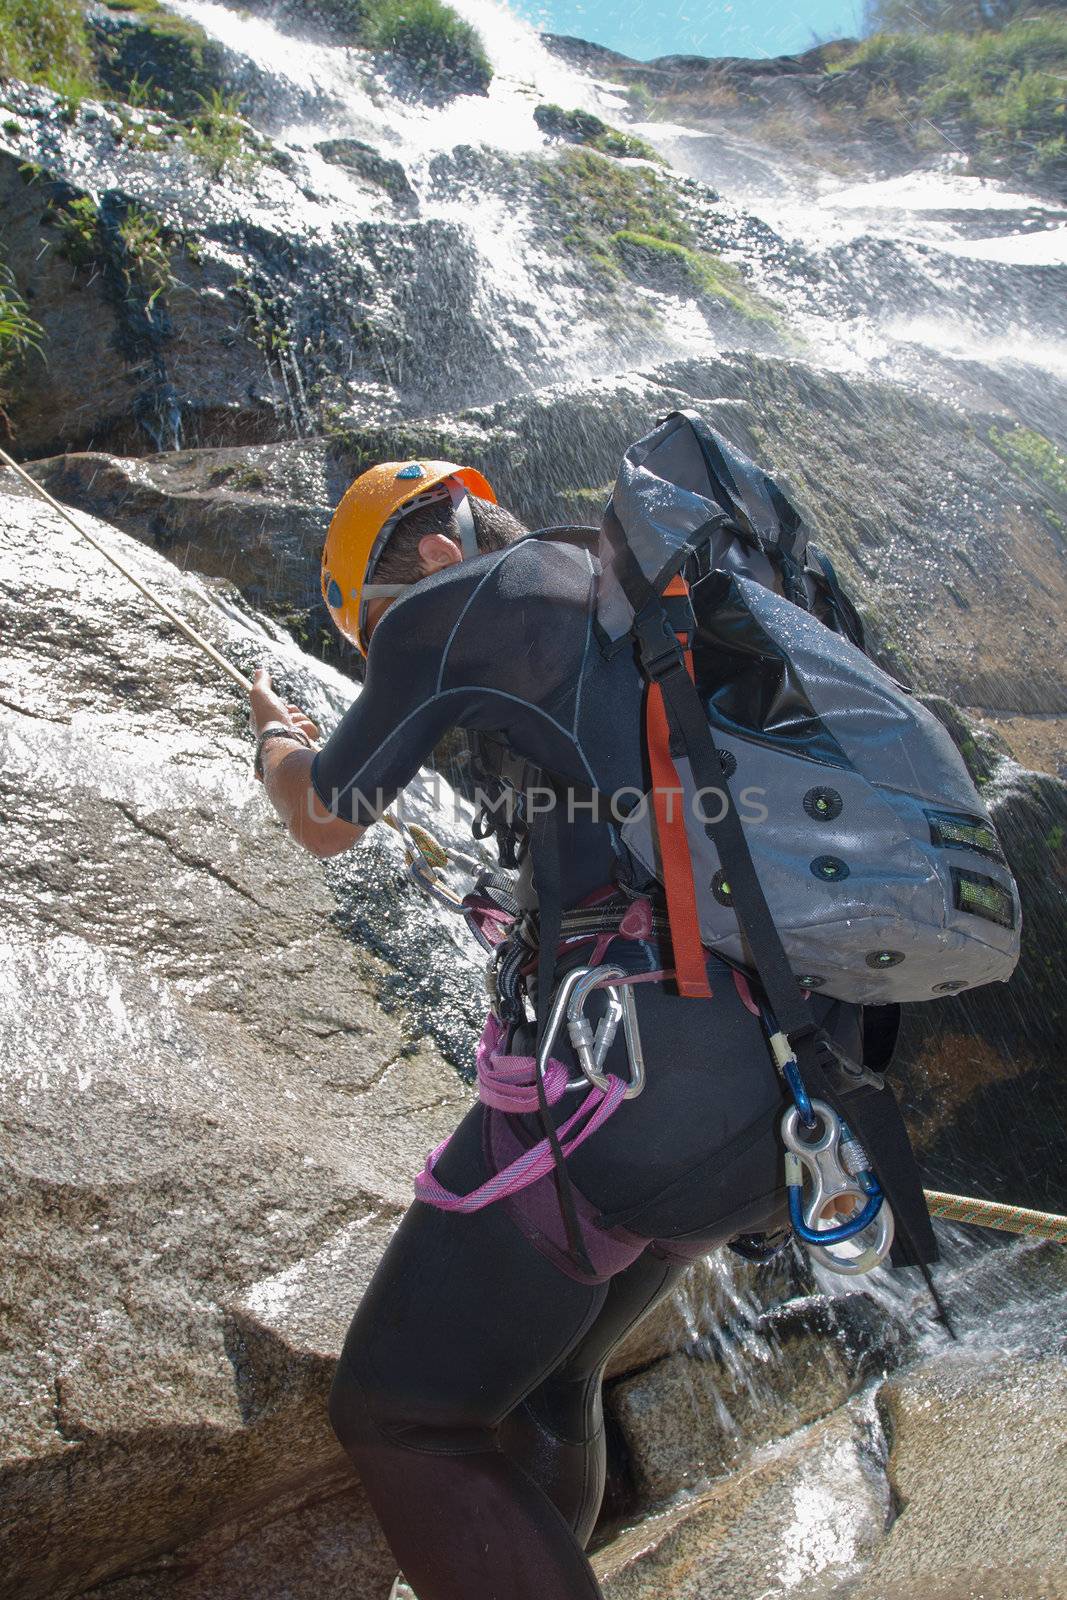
[645,574,712,999]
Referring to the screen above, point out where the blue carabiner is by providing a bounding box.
[756,998,817,1128]
[787,1181,885,1245]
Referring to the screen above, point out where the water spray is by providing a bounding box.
[0,443,252,691]
[0,445,448,874]
[2,446,1065,1247]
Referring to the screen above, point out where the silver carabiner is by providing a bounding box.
[781,1098,895,1275]
[566,966,646,1100]
[535,966,595,1091]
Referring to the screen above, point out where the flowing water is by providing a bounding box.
[167,0,1066,1416]
[8,0,1065,1576]
[162,0,1066,416]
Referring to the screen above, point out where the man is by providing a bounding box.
[249,458,865,1600]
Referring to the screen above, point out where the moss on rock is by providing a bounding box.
[533,103,662,163]
[988,424,1067,504]
[613,231,777,321]
[530,148,778,321]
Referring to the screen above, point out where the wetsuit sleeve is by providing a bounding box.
[310,582,478,826]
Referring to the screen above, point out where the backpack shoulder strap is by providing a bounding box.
[602,505,817,1041]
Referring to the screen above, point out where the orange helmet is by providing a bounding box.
[322,459,497,655]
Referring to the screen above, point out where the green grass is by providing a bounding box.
[612,231,778,321]
[361,0,492,93]
[183,87,255,175]
[0,262,42,360]
[534,148,778,324]
[0,0,96,101]
[831,18,1067,185]
[0,0,232,121]
[989,425,1067,500]
[54,192,101,267]
[0,257,43,407]
[537,147,689,252]
[49,190,174,311]
[116,202,173,308]
[534,104,662,163]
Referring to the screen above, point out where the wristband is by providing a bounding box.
[254,723,312,779]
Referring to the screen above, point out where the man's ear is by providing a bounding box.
[418,532,464,573]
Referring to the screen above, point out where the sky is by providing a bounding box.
[514,0,866,62]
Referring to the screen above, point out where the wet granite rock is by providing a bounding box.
[594,1401,890,1600]
[892,760,1067,1217]
[850,1352,1067,1599]
[29,441,342,615]
[315,139,416,205]
[75,1481,396,1600]
[610,1290,908,1501]
[0,481,474,1600]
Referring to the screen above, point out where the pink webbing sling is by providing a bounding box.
[413,1013,628,1213]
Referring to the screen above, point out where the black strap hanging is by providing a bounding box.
[531,782,597,1278]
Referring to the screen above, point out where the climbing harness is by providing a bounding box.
[413,964,644,1215]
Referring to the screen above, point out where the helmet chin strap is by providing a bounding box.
[448,479,479,560]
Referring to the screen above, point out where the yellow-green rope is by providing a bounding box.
[924,1190,1067,1243]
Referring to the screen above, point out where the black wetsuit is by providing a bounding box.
[316,533,864,1600]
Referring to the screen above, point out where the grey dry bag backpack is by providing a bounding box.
[597,410,1022,1008]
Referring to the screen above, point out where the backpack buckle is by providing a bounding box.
[633,608,684,682]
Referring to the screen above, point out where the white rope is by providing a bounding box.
[0,445,252,691]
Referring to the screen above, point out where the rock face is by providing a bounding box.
[610,1292,909,1500]
[0,103,536,457]
[595,1347,1067,1600]
[0,84,789,460]
[595,1403,891,1600]
[28,440,345,618]
[852,1353,1067,1599]
[28,348,1067,714]
[0,481,475,1599]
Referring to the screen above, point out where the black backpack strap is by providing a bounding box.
[806,542,867,653]
[604,508,816,1046]
[531,781,597,1278]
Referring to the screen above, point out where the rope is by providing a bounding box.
[9,449,1062,1241]
[923,1190,1067,1243]
[0,444,252,691]
[0,446,449,876]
